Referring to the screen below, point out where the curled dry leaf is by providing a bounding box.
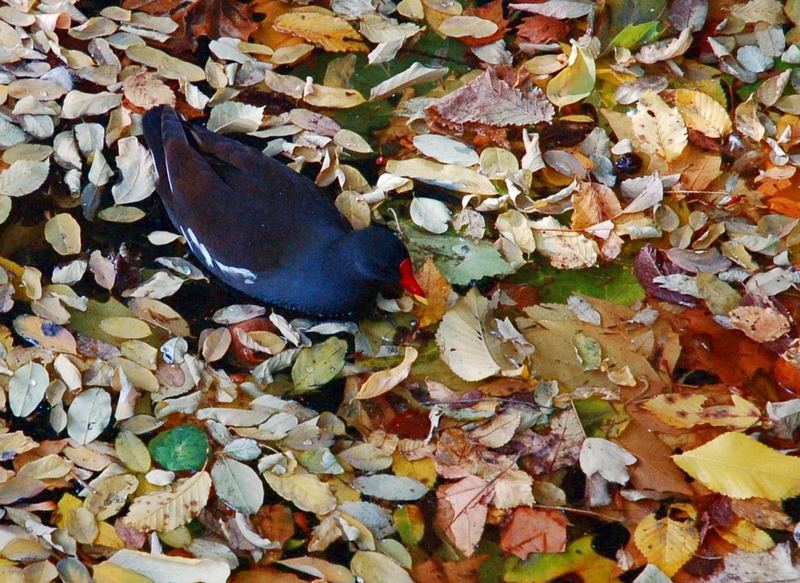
[356,346,418,400]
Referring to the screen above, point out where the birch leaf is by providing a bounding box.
[436,288,502,381]
[675,89,732,138]
[634,513,700,576]
[123,471,212,532]
[673,432,800,500]
[632,91,687,161]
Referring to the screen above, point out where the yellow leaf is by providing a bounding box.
[717,519,775,552]
[546,44,596,108]
[386,158,496,195]
[93,563,153,583]
[123,471,211,532]
[675,89,733,138]
[55,493,83,529]
[392,454,437,488]
[673,432,800,500]
[632,90,687,162]
[642,394,760,430]
[274,11,368,53]
[634,513,700,576]
[95,521,125,550]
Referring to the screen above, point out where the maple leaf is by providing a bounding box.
[427,69,555,131]
[435,475,493,556]
[122,0,258,53]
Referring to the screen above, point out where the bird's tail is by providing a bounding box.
[142,106,188,194]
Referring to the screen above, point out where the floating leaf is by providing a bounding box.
[673,432,800,500]
[123,471,212,532]
[351,551,413,583]
[356,347,418,400]
[634,512,700,576]
[44,214,81,255]
[632,90,687,162]
[546,44,596,107]
[291,337,348,393]
[274,10,367,52]
[149,425,210,472]
[211,458,264,516]
[675,89,732,138]
[263,470,337,514]
[67,389,112,446]
[9,363,49,418]
[104,548,229,583]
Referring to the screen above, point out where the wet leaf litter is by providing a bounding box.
[0,0,798,582]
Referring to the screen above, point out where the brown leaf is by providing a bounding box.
[499,507,567,558]
[411,555,487,583]
[413,258,452,328]
[517,15,570,44]
[435,475,493,556]
[571,181,623,230]
[123,0,258,53]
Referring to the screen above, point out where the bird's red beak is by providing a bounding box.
[399,258,426,297]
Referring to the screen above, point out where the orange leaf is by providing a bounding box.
[500,507,567,558]
[413,257,452,328]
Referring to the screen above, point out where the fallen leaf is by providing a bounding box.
[634,512,700,576]
[673,432,800,500]
[356,347,418,399]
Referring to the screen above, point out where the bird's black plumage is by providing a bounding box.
[142,106,413,317]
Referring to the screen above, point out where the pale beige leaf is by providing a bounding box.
[44,213,81,255]
[632,91,687,161]
[123,471,212,532]
[356,347,418,399]
[105,550,230,583]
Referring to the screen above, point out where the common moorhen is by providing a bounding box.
[142,106,424,318]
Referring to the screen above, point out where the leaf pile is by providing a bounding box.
[0,0,799,582]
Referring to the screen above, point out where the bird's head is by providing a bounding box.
[344,226,426,297]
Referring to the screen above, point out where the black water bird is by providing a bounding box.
[142,106,424,318]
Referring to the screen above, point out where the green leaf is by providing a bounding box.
[606,0,667,39]
[510,260,644,306]
[502,536,620,583]
[291,337,348,393]
[149,425,210,472]
[608,20,662,50]
[404,224,513,286]
[394,505,425,547]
